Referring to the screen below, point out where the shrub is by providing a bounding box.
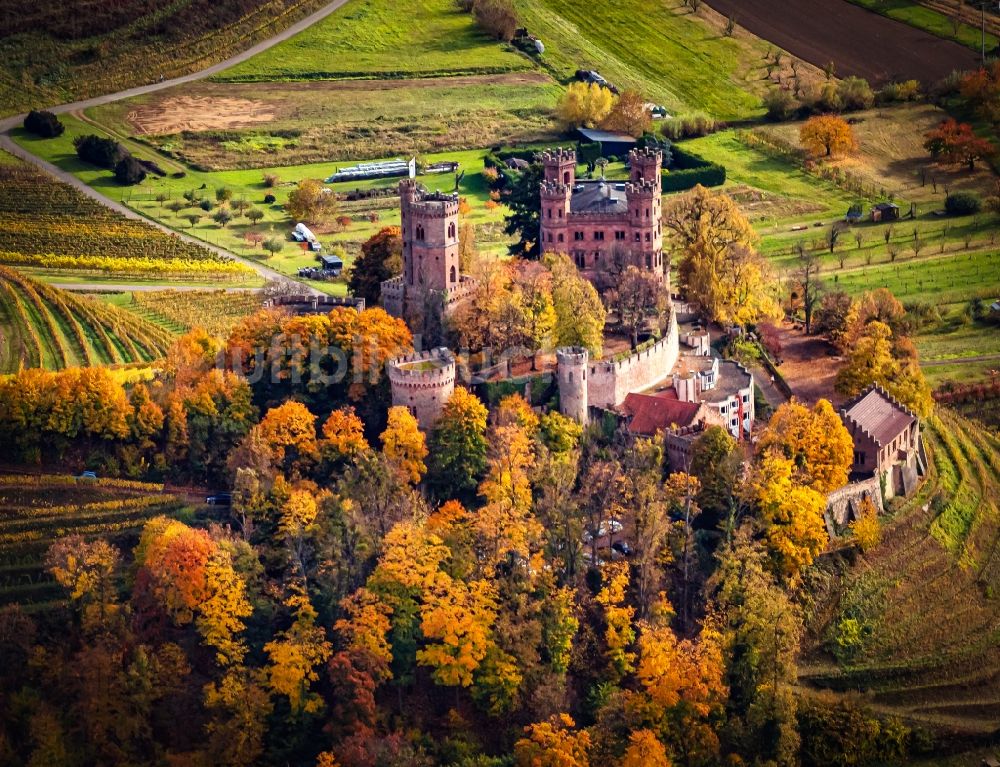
[23,109,64,138]
[263,193,277,204]
[263,173,280,188]
[215,187,233,202]
[837,76,875,111]
[945,191,981,215]
[472,0,518,41]
[73,134,127,169]
[763,88,797,121]
[199,198,214,211]
[661,113,718,140]
[113,155,146,185]
[877,79,921,103]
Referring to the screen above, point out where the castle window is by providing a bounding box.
[646,254,652,268]
[557,209,563,219]
[547,208,552,219]
[568,371,573,382]
[615,230,625,240]
[635,233,641,242]
[574,231,584,241]
[450,265,457,283]
[594,231,604,241]
[547,233,552,242]
[563,170,570,184]
[645,208,650,218]
[448,222,456,239]
[645,232,651,242]
[557,233,564,243]
[416,225,425,241]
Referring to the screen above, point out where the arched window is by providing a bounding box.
[450,265,457,283]
[557,233,564,243]
[563,170,570,184]
[448,222,456,239]
[416,224,425,241]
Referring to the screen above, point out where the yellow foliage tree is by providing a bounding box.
[851,496,882,552]
[334,588,394,683]
[514,713,591,767]
[380,406,428,485]
[800,115,858,157]
[601,89,652,137]
[196,547,253,666]
[621,730,671,767]
[747,452,829,580]
[544,252,606,355]
[258,401,319,475]
[285,178,338,224]
[264,589,332,714]
[321,407,369,461]
[663,186,780,326]
[757,399,854,493]
[416,578,497,687]
[596,561,636,678]
[556,81,615,129]
[45,535,119,631]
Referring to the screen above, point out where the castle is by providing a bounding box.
[381,180,478,333]
[538,146,666,286]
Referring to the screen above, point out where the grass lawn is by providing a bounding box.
[845,0,998,51]
[217,0,532,81]
[12,114,515,293]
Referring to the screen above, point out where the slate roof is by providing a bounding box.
[576,128,638,144]
[840,386,916,447]
[570,180,628,214]
[621,392,702,435]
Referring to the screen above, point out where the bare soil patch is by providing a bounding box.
[705,0,978,84]
[128,97,277,135]
[773,321,844,405]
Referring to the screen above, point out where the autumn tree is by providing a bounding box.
[347,226,402,305]
[514,713,591,767]
[258,401,319,477]
[596,562,636,679]
[557,81,615,129]
[813,290,857,351]
[545,252,606,355]
[512,259,557,368]
[834,320,933,416]
[745,451,828,581]
[711,530,802,766]
[321,407,369,463]
[427,387,489,501]
[601,89,652,137]
[46,536,120,632]
[794,244,823,334]
[380,406,428,485]
[851,496,882,552]
[800,115,857,157]
[924,118,995,170]
[621,730,671,767]
[663,186,781,326]
[285,178,338,224]
[264,587,332,714]
[604,265,668,349]
[757,399,854,494]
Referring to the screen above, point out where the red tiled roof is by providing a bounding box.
[841,386,916,447]
[621,393,702,435]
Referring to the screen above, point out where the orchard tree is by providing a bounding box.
[800,115,857,157]
[286,178,338,224]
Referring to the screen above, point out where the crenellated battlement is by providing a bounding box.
[626,180,660,196]
[540,147,577,164]
[556,347,589,366]
[540,180,571,196]
[386,348,457,429]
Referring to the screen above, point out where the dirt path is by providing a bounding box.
[705,0,979,84]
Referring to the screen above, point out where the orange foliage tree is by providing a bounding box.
[800,115,857,157]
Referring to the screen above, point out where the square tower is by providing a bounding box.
[400,180,460,293]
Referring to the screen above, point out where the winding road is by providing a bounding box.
[0,0,355,293]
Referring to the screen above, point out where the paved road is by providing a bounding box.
[0,0,354,294]
[923,353,1000,367]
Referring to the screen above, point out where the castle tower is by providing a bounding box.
[399,180,460,293]
[539,148,574,253]
[386,347,456,430]
[556,347,589,425]
[626,147,664,277]
[542,147,576,186]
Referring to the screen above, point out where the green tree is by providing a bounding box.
[503,162,544,258]
[427,387,489,501]
[347,226,402,305]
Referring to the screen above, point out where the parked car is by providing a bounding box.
[77,470,97,480]
[206,492,232,506]
[611,540,633,556]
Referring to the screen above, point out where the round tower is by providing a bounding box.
[386,347,456,430]
[556,347,589,425]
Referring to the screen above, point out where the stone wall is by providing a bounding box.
[825,475,883,530]
[586,308,679,409]
[386,348,456,430]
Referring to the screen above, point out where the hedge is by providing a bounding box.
[661,145,726,192]
[477,372,553,406]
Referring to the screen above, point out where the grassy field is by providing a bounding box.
[0,0,332,116]
[127,290,265,337]
[0,267,175,374]
[12,115,515,293]
[218,0,532,81]
[802,409,1000,735]
[0,474,186,613]
[844,0,999,51]
[89,74,561,170]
